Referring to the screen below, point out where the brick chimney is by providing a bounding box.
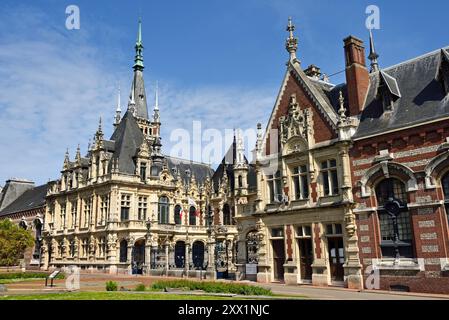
[344,36,370,116]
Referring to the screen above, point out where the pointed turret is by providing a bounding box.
[368,29,380,73]
[285,17,299,64]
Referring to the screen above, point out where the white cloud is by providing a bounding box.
[0,6,277,185]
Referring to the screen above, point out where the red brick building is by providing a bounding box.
[347,33,449,293]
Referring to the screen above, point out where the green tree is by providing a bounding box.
[0,219,34,267]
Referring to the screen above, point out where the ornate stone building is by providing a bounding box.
[238,19,363,288]
[41,21,231,277]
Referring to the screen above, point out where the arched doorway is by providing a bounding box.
[192,241,205,269]
[132,239,145,274]
[175,241,185,268]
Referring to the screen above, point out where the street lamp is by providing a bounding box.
[384,198,407,261]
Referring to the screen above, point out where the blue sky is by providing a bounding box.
[0,0,448,185]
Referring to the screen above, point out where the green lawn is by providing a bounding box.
[0,291,241,300]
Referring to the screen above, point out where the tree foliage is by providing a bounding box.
[0,219,34,266]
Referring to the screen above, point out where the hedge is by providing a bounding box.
[151,279,272,296]
[0,272,64,280]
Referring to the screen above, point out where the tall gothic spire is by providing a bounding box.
[368,29,380,73]
[129,18,149,119]
[134,18,144,71]
[285,17,299,64]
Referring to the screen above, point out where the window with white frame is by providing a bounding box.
[138,196,148,221]
[120,194,131,221]
[297,225,312,238]
[292,165,309,200]
[320,159,339,196]
[267,170,282,203]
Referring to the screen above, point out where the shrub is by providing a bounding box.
[151,280,272,296]
[134,283,146,291]
[106,281,118,291]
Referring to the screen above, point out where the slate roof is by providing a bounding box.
[0,184,47,217]
[354,47,449,139]
[109,110,145,174]
[132,70,149,119]
[166,157,214,185]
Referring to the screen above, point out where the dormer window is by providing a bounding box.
[378,71,401,112]
[140,162,147,182]
[437,49,449,95]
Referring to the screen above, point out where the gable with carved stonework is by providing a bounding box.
[265,71,337,156]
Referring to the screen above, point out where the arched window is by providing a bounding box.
[119,239,128,263]
[223,204,231,225]
[375,178,414,258]
[189,206,196,226]
[238,175,243,188]
[174,205,182,225]
[442,173,449,223]
[158,196,169,224]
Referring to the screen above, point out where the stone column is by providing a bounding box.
[164,242,169,276]
[340,147,363,290]
[255,218,270,283]
[107,234,117,274]
[206,235,216,280]
[127,239,133,274]
[185,242,190,275]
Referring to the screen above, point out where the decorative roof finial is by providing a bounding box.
[128,82,136,115]
[368,29,380,73]
[115,84,122,126]
[285,17,299,64]
[75,144,81,162]
[338,91,347,119]
[133,18,144,71]
[153,81,160,123]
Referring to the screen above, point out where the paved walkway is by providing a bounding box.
[258,282,449,300]
[3,273,449,300]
